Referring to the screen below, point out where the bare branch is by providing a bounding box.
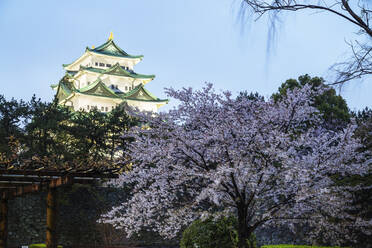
[241,0,372,85]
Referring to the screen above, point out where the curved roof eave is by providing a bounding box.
[79,64,155,80]
[86,39,144,59]
[86,49,143,60]
[63,52,91,71]
[75,92,123,100]
[125,98,169,103]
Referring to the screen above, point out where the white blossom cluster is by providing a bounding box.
[100,83,370,244]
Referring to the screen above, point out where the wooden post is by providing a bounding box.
[46,187,58,248]
[0,192,8,248]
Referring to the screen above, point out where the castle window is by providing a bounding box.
[105,107,108,112]
[125,86,128,91]
[101,107,104,111]
[106,64,111,67]
[129,86,132,90]
[99,63,105,67]
[95,62,98,66]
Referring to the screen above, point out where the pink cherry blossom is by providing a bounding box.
[100,83,370,247]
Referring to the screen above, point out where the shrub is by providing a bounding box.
[180,216,256,248]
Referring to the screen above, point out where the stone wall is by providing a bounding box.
[8,192,46,245]
[7,184,178,247]
[7,184,303,247]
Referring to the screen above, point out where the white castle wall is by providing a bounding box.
[126,99,159,112]
[71,94,120,112]
[68,94,160,113]
[100,75,141,93]
[67,53,140,71]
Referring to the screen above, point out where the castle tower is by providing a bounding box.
[51,33,168,112]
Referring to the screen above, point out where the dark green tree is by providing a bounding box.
[237,91,264,102]
[180,216,256,248]
[0,95,30,158]
[24,100,73,165]
[345,107,372,246]
[68,109,110,162]
[0,94,138,173]
[272,74,350,129]
[271,75,372,247]
[105,105,138,160]
[354,107,372,151]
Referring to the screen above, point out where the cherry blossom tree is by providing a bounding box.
[100,84,370,248]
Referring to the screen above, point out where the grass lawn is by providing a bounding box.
[261,245,347,248]
[29,244,63,248]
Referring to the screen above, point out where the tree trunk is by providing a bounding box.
[237,203,251,248]
[46,187,58,248]
[0,195,8,248]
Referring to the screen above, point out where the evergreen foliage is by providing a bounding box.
[180,216,257,248]
[0,95,138,171]
[180,216,239,248]
[272,74,350,129]
[271,76,371,247]
[0,95,31,157]
[237,91,264,102]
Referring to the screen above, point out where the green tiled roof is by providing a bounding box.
[54,79,167,103]
[117,84,168,103]
[80,63,155,79]
[86,40,143,59]
[66,71,78,77]
[54,78,75,101]
[78,79,119,98]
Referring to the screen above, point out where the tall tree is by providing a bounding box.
[0,95,30,158]
[24,100,73,165]
[105,105,138,161]
[272,77,371,246]
[240,0,372,85]
[0,95,34,169]
[345,107,372,246]
[101,84,369,248]
[272,74,350,129]
[0,95,138,172]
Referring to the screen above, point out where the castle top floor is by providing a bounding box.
[63,32,143,72]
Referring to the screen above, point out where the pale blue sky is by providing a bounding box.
[0,0,370,111]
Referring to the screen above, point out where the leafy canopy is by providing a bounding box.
[272,74,350,128]
[101,83,369,248]
[0,95,137,172]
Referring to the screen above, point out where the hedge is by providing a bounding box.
[180,216,240,248]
